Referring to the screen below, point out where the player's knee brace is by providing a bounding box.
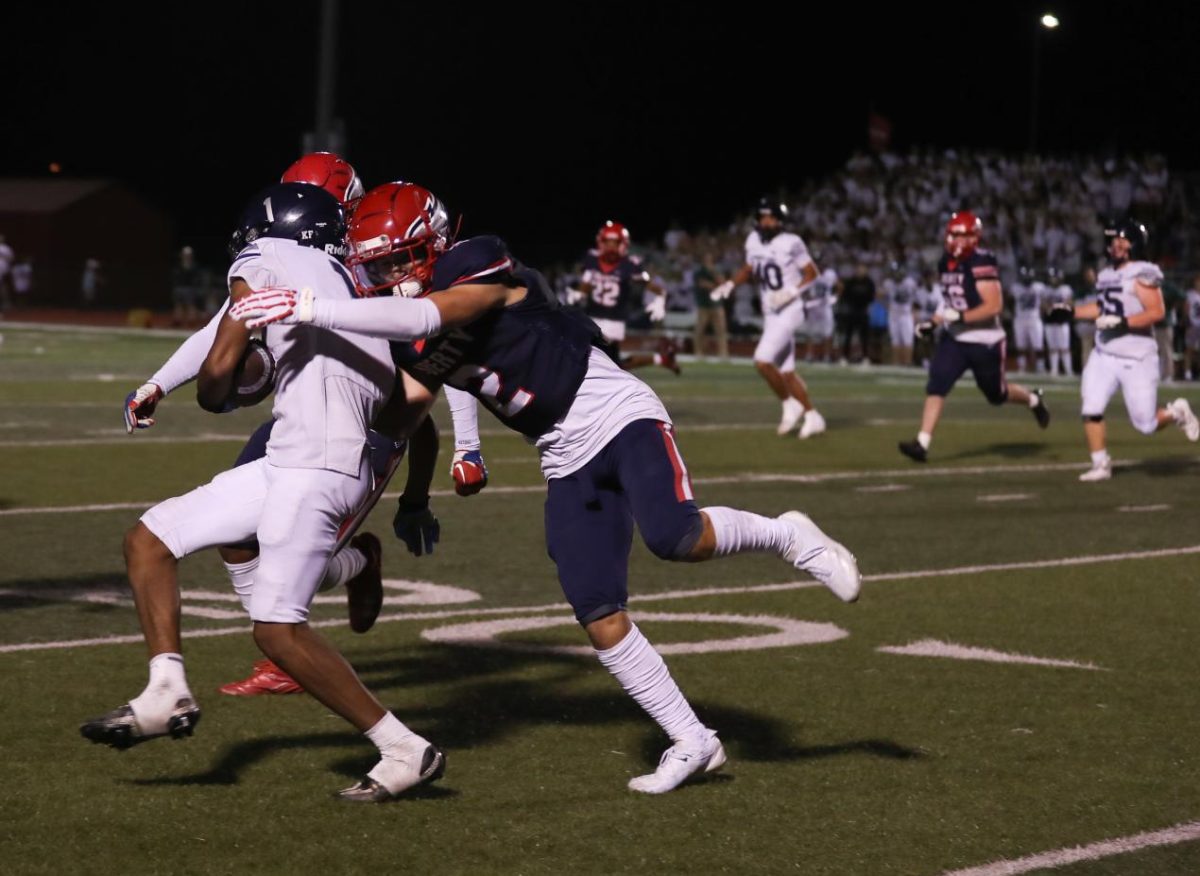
[641,512,704,561]
[1082,415,1104,423]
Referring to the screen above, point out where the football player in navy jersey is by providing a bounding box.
[898,212,1051,463]
[572,221,679,374]
[232,181,863,795]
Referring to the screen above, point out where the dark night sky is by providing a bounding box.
[6,2,1199,267]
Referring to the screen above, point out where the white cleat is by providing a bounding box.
[776,400,804,436]
[1168,398,1200,442]
[339,737,446,803]
[628,730,726,795]
[798,409,827,439]
[1078,460,1112,482]
[780,511,861,602]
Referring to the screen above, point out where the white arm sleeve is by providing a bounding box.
[147,301,229,394]
[445,386,481,451]
[309,296,442,341]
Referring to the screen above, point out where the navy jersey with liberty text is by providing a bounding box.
[579,250,651,322]
[408,236,603,438]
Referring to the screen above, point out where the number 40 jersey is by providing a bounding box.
[744,229,814,300]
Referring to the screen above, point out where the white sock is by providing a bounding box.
[703,506,794,557]
[917,431,932,450]
[595,624,705,744]
[1028,393,1040,409]
[652,353,664,365]
[1091,450,1110,467]
[320,546,366,593]
[783,397,805,417]
[365,711,419,755]
[224,557,259,612]
[129,653,191,729]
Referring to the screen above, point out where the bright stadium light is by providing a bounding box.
[1041,13,1060,28]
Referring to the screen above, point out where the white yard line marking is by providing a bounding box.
[3,544,1198,655]
[940,820,1200,876]
[422,612,848,657]
[855,484,912,493]
[1118,504,1171,513]
[977,493,1035,503]
[877,639,1104,671]
[0,460,1161,517]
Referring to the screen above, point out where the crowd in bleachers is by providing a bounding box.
[550,148,1200,379]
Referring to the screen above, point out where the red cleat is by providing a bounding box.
[218,659,304,696]
[657,337,681,375]
[346,532,384,633]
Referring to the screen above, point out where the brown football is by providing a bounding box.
[230,339,276,407]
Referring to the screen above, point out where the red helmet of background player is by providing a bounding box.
[944,211,982,259]
[281,152,366,212]
[345,182,452,297]
[597,220,630,264]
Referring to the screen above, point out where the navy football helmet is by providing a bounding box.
[1103,218,1148,264]
[229,182,347,260]
[755,197,788,241]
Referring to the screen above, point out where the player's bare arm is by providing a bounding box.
[373,370,439,440]
[196,279,253,412]
[1129,281,1166,327]
[426,281,525,330]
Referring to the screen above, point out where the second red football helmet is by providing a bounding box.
[281,152,365,212]
[597,220,630,263]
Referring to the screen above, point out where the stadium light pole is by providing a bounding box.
[311,0,339,152]
[1029,12,1060,152]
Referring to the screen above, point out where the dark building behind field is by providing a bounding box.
[0,179,171,308]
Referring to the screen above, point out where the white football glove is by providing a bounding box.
[565,287,586,306]
[644,294,667,322]
[124,382,164,434]
[710,281,735,302]
[228,287,315,329]
[1095,314,1126,330]
[766,287,800,312]
[936,307,962,325]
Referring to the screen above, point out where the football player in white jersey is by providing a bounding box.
[1012,266,1046,373]
[1059,220,1199,481]
[82,184,446,802]
[123,153,470,698]
[883,270,918,365]
[799,266,838,363]
[1042,267,1075,376]
[1185,276,1200,380]
[711,199,826,438]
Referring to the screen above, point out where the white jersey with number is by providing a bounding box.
[1094,259,1163,359]
[228,239,395,475]
[1187,290,1200,327]
[1013,282,1043,317]
[744,230,814,304]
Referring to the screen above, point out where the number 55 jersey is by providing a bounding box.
[1094,260,1163,358]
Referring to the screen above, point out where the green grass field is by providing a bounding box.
[2,325,1198,875]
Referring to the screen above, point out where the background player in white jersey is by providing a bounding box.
[1185,275,1200,380]
[1057,220,1199,481]
[882,269,918,365]
[81,184,446,802]
[1042,267,1075,376]
[711,198,827,438]
[1011,266,1046,373]
[799,266,838,363]
[914,275,942,368]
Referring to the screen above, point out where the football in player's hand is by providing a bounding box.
[229,339,276,408]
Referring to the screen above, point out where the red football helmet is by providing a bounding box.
[281,152,366,212]
[944,211,982,259]
[597,220,630,264]
[345,182,451,297]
